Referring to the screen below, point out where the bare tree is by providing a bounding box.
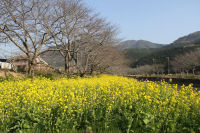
[48,0,90,74]
[83,46,129,75]
[0,0,121,76]
[152,64,165,74]
[171,49,200,74]
[76,15,119,76]
[131,65,155,75]
[185,50,200,74]
[0,0,58,75]
[49,0,119,76]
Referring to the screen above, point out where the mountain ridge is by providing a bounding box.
[123,31,200,68]
[172,31,200,46]
[118,40,164,49]
[119,31,200,50]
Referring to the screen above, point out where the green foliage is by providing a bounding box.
[41,73,54,80]
[0,76,5,82]
[0,74,16,82]
[125,48,158,61]
[6,74,15,80]
[35,72,62,80]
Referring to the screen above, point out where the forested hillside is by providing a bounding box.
[121,31,200,74]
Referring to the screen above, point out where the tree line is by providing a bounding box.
[0,0,127,76]
[131,48,200,75]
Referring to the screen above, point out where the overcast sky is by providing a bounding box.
[85,0,200,44]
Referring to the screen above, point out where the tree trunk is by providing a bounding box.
[89,65,94,75]
[65,41,71,75]
[84,55,89,73]
[186,70,189,75]
[28,59,36,76]
[80,72,85,77]
[64,56,68,73]
[64,55,70,75]
[67,52,70,74]
[74,52,79,75]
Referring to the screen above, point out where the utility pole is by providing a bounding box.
[152,58,155,65]
[153,58,158,74]
[166,57,169,74]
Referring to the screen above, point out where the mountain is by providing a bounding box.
[40,51,64,69]
[118,40,163,50]
[170,31,200,47]
[124,48,159,63]
[131,46,200,67]
[123,31,200,69]
[40,31,200,71]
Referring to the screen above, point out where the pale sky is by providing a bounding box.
[1,0,200,58]
[84,0,200,44]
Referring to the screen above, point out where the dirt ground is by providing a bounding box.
[0,70,24,78]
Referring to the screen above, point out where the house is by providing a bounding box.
[0,59,12,70]
[11,55,54,72]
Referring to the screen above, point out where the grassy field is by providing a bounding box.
[0,75,200,132]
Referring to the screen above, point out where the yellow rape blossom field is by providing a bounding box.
[0,75,200,133]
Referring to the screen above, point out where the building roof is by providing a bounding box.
[11,55,48,65]
[0,59,7,62]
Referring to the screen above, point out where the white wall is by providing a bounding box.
[0,62,12,69]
